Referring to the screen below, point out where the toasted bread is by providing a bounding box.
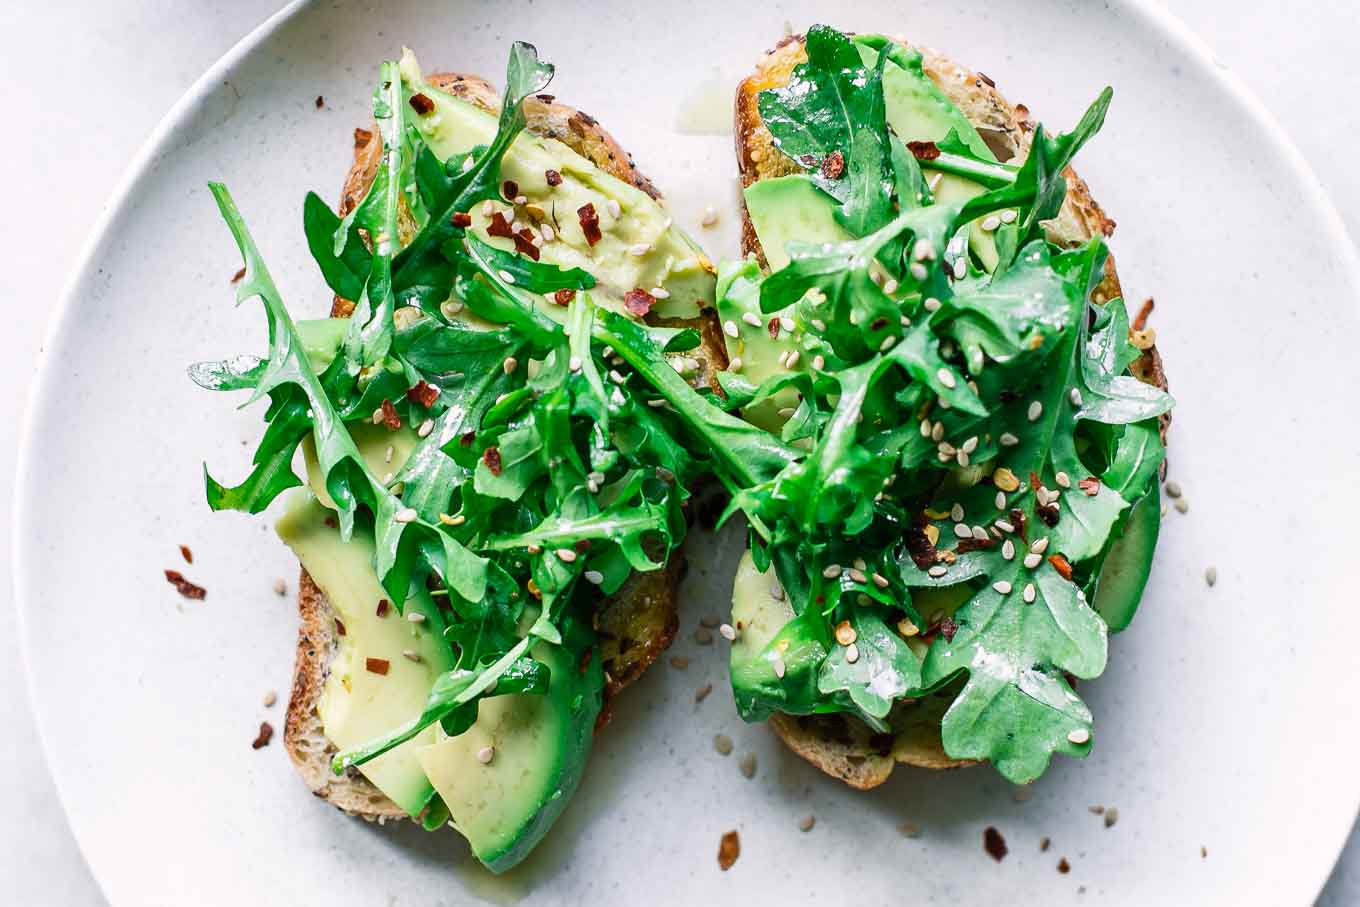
[284,71,721,820]
[735,35,1170,788]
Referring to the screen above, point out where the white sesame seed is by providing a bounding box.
[931,422,945,442]
[1000,432,1020,446]
[497,269,516,285]
[1067,728,1090,744]
[1205,566,1218,587]
[1055,471,1071,488]
[939,442,957,457]
[651,286,670,298]
[812,354,826,370]
[811,318,827,331]
[406,610,426,623]
[607,199,621,219]
[928,565,949,577]
[701,205,719,227]
[1027,401,1044,422]
[910,262,929,281]
[440,300,465,319]
[882,279,899,295]
[609,369,627,384]
[646,398,667,408]
[1002,539,1016,560]
[481,200,495,217]
[845,643,860,664]
[780,316,797,333]
[741,311,762,328]
[936,368,957,389]
[402,649,422,663]
[996,519,1016,534]
[502,356,518,375]
[729,356,743,372]
[540,224,556,242]
[961,436,979,454]
[971,525,989,541]
[584,570,605,585]
[954,523,971,538]
[569,356,582,372]
[1023,583,1037,603]
[957,451,971,468]
[527,544,541,554]
[912,238,935,261]
[477,745,496,764]
[980,215,1001,232]
[993,581,1012,594]
[417,418,434,438]
[1000,209,1018,224]
[394,508,418,523]
[1031,537,1050,554]
[1024,553,1042,569]
[823,564,843,579]
[773,656,787,678]
[924,297,942,313]
[628,242,651,257]
[786,351,802,368]
[995,491,1007,510]
[1069,387,1084,407]
[555,548,578,563]
[951,503,965,522]
[513,194,528,205]
[723,320,739,338]
[872,572,890,588]
[1165,480,1183,498]
[919,420,933,439]
[848,568,868,584]
[953,257,967,279]
[880,336,896,351]
[384,445,395,464]
[719,623,737,641]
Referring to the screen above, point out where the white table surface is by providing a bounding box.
[2,1,1356,903]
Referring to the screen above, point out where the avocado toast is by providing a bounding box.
[195,43,725,871]
[715,26,1172,788]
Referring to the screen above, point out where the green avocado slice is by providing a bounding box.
[1092,485,1161,632]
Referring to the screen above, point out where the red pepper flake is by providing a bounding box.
[575,538,592,553]
[939,616,959,642]
[459,431,476,447]
[718,830,741,871]
[229,267,246,285]
[334,618,346,637]
[623,288,656,316]
[251,721,274,750]
[487,211,515,239]
[578,202,602,246]
[1009,508,1028,543]
[535,93,556,103]
[314,95,325,109]
[977,71,997,89]
[323,515,338,529]
[578,649,593,674]
[1057,857,1071,874]
[379,398,402,430]
[365,657,390,676]
[767,318,781,339]
[451,211,473,228]
[1038,504,1060,527]
[984,826,1008,862]
[1132,297,1155,331]
[904,519,938,570]
[956,537,994,554]
[514,228,541,261]
[179,544,193,564]
[553,288,576,306]
[545,168,563,187]
[164,570,206,600]
[869,316,889,331]
[483,446,503,476]
[1028,470,1042,491]
[405,380,440,408]
[376,598,390,618]
[819,150,845,179]
[353,127,372,148]
[502,180,519,200]
[408,92,435,115]
[907,140,941,161]
[1077,476,1101,497]
[1048,554,1074,581]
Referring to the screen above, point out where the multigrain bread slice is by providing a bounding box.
[736,35,1171,789]
[284,71,722,819]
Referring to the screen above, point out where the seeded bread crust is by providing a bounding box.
[736,35,1170,789]
[284,71,705,820]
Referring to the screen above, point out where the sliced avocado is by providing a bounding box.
[743,175,852,272]
[398,51,713,321]
[728,551,828,721]
[302,421,420,509]
[417,632,602,873]
[277,496,454,816]
[1092,485,1161,632]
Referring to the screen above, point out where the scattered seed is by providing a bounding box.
[1205,566,1218,587]
[899,820,922,838]
[845,643,860,663]
[834,620,857,645]
[1165,480,1183,498]
[272,578,287,596]
[1069,387,1084,407]
[872,572,890,588]
[799,815,816,832]
[739,752,758,778]
[476,745,495,764]
[773,656,787,678]
[696,683,713,702]
[670,655,690,669]
[1055,471,1071,489]
[714,734,734,756]
[262,690,278,708]
[1174,498,1189,514]
[1104,807,1119,829]
[1040,836,1051,851]
[928,565,949,578]
[723,320,739,338]
[406,610,426,623]
[923,297,942,313]
[402,649,422,663]
[701,206,719,227]
[1024,553,1042,569]
[719,623,737,641]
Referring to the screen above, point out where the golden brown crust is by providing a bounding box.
[286,69,689,821]
[738,34,1170,785]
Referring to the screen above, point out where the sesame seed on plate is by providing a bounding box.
[883,279,899,294]
[954,523,971,538]
[995,519,1015,534]
[773,656,787,678]
[848,568,867,584]
[845,643,860,664]
[417,419,434,438]
[1205,566,1218,587]
[980,215,1001,232]
[811,318,827,331]
[402,649,422,663]
[719,623,737,641]
[481,200,495,216]
[812,354,826,370]
[931,422,945,442]
[584,570,605,585]
[961,436,979,454]
[502,356,518,375]
[971,525,989,541]
[872,572,890,588]
[651,286,670,298]
[953,257,967,279]
[701,205,719,227]
[880,336,896,351]
[406,611,426,623]
[1165,480,1183,498]
[569,356,582,372]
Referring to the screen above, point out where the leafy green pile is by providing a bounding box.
[194,44,734,775]
[715,26,1173,782]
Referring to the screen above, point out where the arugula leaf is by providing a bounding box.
[303,191,368,301]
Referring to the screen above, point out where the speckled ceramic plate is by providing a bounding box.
[16,0,1360,903]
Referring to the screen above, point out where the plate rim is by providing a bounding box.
[13,0,1359,902]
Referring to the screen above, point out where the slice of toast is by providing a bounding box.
[284,71,721,819]
[735,35,1170,789]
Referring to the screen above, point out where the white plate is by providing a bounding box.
[16,0,1360,903]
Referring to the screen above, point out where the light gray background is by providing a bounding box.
[2,1,1356,903]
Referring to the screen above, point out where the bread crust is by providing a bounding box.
[284,71,691,820]
[734,34,1170,786]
